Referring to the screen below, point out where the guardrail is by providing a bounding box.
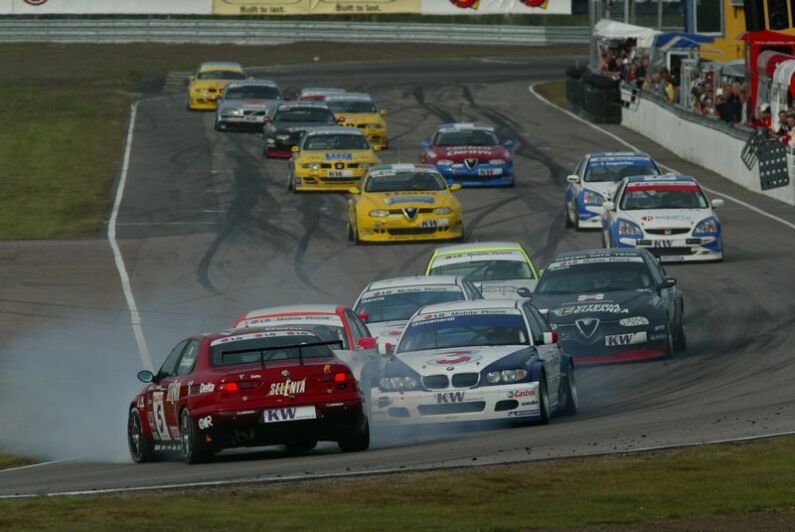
[0,18,590,45]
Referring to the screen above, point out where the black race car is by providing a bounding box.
[262,102,339,158]
[532,248,685,365]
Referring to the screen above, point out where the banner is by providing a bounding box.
[0,0,211,14]
[212,0,570,14]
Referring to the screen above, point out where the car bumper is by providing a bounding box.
[217,117,265,131]
[437,165,513,187]
[357,216,464,242]
[294,172,365,192]
[189,96,220,110]
[575,205,603,228]
[616,236,723,263]
[556,327,669,365]
[370,382,540,425]
[363,131,387,150]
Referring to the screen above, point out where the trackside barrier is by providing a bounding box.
[565,67,621,124]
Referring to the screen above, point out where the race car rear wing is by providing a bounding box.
[219,340,344,367]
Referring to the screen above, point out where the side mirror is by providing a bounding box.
[516,287,533,298]
[380,108,388,116]
[291,145,300,153]
[189,75,196,83]
[540,331,558,345]
[336,116,346,124]
[357,312,368,322]
[358,337,377,350]
[450,183,462,192]
[602,200,615,212]
[503,139,515,148]
[263,116,272,124]
[419,140,431,149]
[711,198,724,209]
[137,370,155,383]
[348,187,360,195]
[657,277,677,291]
[566,174,580,184]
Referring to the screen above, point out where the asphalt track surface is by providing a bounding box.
[1,57,794,497]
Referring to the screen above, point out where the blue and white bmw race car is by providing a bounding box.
[565,152,661,230]
[601,174,724,262]
[370,299,577,426]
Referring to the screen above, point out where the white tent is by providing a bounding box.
[593,19,662,48]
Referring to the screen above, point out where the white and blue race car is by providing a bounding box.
[601,174,724,262]
[369,299,577,426]
[565,152,661,230]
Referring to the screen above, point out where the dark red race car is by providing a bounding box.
[127,328,370,464]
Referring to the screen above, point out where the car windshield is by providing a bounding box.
[355,287,466,323]
[430,258,534,281]
[536,258,653,294]
[327,101,378,113]
[211,334,333,367]
[620,184,708,210]
[275,109,335,123]
[304,134,370,150]
[585,159,659,182]
[197,70,246,80]
[364,171,446,192]
[398,311,529,352]
[224,86,281,100]
[434,129,499,147]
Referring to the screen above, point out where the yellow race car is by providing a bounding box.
[325,93,388,151]
[186,62,247,111]
[347,163,464,244]
[288,127,381,192]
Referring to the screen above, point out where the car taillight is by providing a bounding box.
[220,381,259,392]
[220,382,238,392]
[334,372,347,382]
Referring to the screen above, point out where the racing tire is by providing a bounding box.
[454,225,465,243]
[287,171,294,192]
[338,415,370,453]
[127,408,156,463]
[558,368,579,416]
[180,408,212,465]
[284,439,318,454]
[664,324,675,359]
[351,222,362,246]
[534,374,551,425]
[564,204,574,228]
[573,208,582,232]
[673,303,687,352]
[347,220,354,242]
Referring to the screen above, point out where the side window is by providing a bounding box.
[460,282,473,300]
[468,280,483,299]
[528,306,553,334]
[642,252,664,284]
[523,303,552,344]
[157,340,188,380]
[176,340,200,377]
[576,157,586,178]
[349,311,372,341]
[613,182,627,206]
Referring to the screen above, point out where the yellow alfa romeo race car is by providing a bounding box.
[325,93,388,151]
[186,62,247,111]
[347,163,464,244]
[288,127,381,192]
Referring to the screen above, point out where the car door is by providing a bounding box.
[566,157,585,213]
[147,339,188,442]
[523,302,561,409]
[604,180,626,245]
[643,252,677,324]
[344,309,380,392]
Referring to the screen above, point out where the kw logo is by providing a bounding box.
[265,408,297,422]
[606,333,633,346]
[436,391,465,404]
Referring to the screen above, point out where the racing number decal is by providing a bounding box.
[151,391,171,441]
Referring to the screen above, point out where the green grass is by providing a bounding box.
[0,42,584,240]
[0,454,32,470]
[1,436,794,530]
[534,79,567,109]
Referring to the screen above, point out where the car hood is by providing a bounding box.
[580,180,621,199]
[191,79,234,91]
[218,99,277,111]
[430,145,507,162]
[394,345,533,376]
[297,149,377,163]
[336,112,385,126]
[361,190,455,210]
[622,209,712,230]
[366,320,408,344]
[532,290,660,324]
[475,279,537,299]
[274,122,335,133]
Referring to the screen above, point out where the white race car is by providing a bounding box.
[425,242,539,298]
[369,299,577,426]
[601,174,724,262]
[353,275,482,346]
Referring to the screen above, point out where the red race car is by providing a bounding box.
[127,328,370,464]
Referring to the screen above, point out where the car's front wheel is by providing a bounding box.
[338,415,370,453]
[127,408,155,463]
[536,375,551,425]
[673,302,687,352]
[180,408,212,465]
[564,203,574,228]
[559,367,578,416]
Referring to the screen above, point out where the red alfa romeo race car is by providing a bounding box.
[127,328,370,464]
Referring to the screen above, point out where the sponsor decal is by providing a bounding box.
[211,330,310,346]
[198,416,213,430]
[199,383,215,394]
[508,409,538,417]
[325,152,353,161]
[268,378,307,397]
[24,0,49,5]
[263,405,317,423]
[577,293,604,302]
[508,389,535,399]
[553,304,628,317]
[427,351,482,366]
[605,331,648,346]
[575,318,600,339]
[243,314,342,327]
[137,396,145,409]
[166,380,181,403]
[384,196,436,206]
[547,256,643,271]
[653,240,674,248]
[436,391,466,403]
[151,391,170,441]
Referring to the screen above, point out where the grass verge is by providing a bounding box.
[534,79,567,109]
[0,454,32,470]
[1,436,794,530]
[0,42,584,240]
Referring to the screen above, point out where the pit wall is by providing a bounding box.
[620,90,795,206]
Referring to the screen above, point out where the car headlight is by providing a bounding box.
[486,369,528,384]
[224,109,243,116]
[489,159,506,165]
[619,316,650,327]
[693,216,719,235]
[276,134,290,141]
[302,163,322,170]
[582,189,605,205]
[433,207,452,214]
[369,209,389,217]
[617,218,643,237]
[379,376,420,391]
[437,159,454,166]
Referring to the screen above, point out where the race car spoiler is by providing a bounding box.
[219,340,344,367]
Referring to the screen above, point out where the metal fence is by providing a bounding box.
[0,18,590,45]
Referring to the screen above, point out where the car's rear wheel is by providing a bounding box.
[559,367,578,416]
[180,408,212,465]
[287,171,294,192]
[284,439,317,454]
[338,415,370,453]
[664,324,675,358]
[127,408,155,463]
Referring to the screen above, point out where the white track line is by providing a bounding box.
[528,82,795,231]
[108,101,154,371]
[0,458,78,475]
